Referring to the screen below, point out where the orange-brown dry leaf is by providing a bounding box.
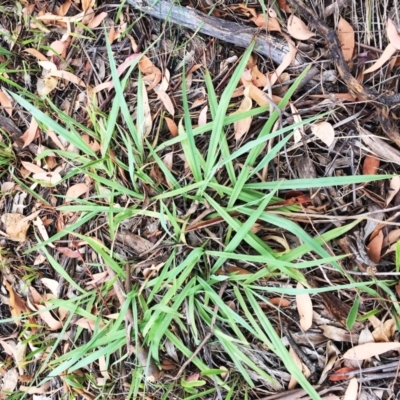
[269,297,291,307]
[0,88,12,116]
[5,281,28,326]
[343,342,400,360]
[367,230,383,263]
[65,183,89,203]
[164,117,178,137]
[278,0,292,12]
[57,0,72,16]
[138,55,162,91]
[36,304,63,330]
[251,65,268,87]
[337,17,355,61]
[251,13,281,32]
[20,117,39,148]
[362,155,380,175]
[269,36,297,85]
[75,317,105,331]
[287,15,315,40]
[296,282,313,331]
[288,345,303,389]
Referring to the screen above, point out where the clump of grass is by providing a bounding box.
[2,35,394,400]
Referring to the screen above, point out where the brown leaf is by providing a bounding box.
[165,116,178,137]
[363,43,397,74]
[367,230,383,263]
[198,106,208,126]
[57,0,72,16]
[75,317,105,331]
[5,281,28,326]
[287,15,315,40]
[269,297,291,307]
[251,14,281,32]
[57,247,81,258]
[20,118,39,148]
[65,183,89,203]
[115,231,153,253]
[138,55,162,91]
[278,0,292,12]
[0,368,18,399]
[329,367,357,381]
[362,155,380,175]
[337,17,355,61]
[296,282,313,331]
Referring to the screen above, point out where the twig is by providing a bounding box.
[126,0,304,66]
[174,281,228,380]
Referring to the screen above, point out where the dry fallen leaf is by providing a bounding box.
[20,117,39,148]
[337,17,355,61]
[164,117,178,137]
[5,281,28,326]
[343,341,400,360]
[287,15,315,40]
[290,103,304,143]
[0,368,18,399]
[343,377,358,400]
[363,43,397,74]
[367,230,383,263]
[296,282,313,331]
[311,121,335,147]
[32,171,62,186]
[386,175,400,205]
[65,183,89,202]
[251,13,281,32]
[0,88,13,117]
[362,155,380,175]
[1,213,31,242]
[157,90,175,116]
[387,18,400,50]
[232,86,253,141]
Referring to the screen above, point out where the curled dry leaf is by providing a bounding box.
[362,155,380,175]
[65,183,89,202]
[138,55,162,91]
[311,121,335,147]
[287,15,315,40]
[337,17,355,61]
[363,43,397,74]
[296,282,313,331]
[198,105,208,126]
[343,341,400,360]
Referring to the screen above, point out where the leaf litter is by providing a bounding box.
[1,0,400,399]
